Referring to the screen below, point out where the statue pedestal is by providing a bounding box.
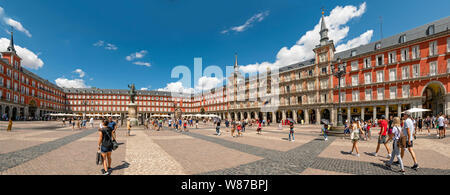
[128,103,139,127]
[329,125,346,137]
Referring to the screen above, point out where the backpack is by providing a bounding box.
[102,128,118,150]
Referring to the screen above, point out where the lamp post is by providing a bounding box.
[331,61,346,126]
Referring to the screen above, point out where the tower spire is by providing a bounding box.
[319,9,329,46]
[7,28,16,53]
[234,53,238,69]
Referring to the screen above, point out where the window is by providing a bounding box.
[399,35,406,43]
[448,37,450,53]
[364,57,371,68]
[365,89,372,101]
[401,48,409,61]
[377,88,384,100]
[307,81,314,90]
[430,61,437,76]
[390,86,397,99]
[389,69,397,81]
[340,92,346,102]
[364,73,372,84]
[320,79,328,89]
[308,70,313,76]
[376,71,384,83]
[402,85,410,98]
[375,42,381,50]
[351,50,357,57]
[351,61,358,71]
[376,54,384,66]
[448,59,450,73]
[412,45,420,59]
[401,66,410,79]
[429,41,438,56]
[427,25,435,35]
[339,77,345,87]
[321,67,327,74]
[352,75,358,86]
[388,52,397,64]
[352,90,359,102]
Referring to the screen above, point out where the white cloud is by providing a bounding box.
[73,69,86,78]
[0,37,44,69]
[195,76,223,91]
[5,18,32,38]
[55,78,89,89]
[93,40,104,47]
[133,61,151,67]
[0,6,32,38]
[335,30,373,52]
[140,88,149,91]
[158,82,195,94]
[126,50,148,61]
[222,11,270,34]
[93,40,118,50]
[239,2,372,73]
[105,43,118,50]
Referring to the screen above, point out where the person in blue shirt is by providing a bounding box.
[107,117,118,140]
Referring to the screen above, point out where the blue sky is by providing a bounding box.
[0,0,449,92]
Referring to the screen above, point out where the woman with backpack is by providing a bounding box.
[385,117,405,174]
[98,120,114,175]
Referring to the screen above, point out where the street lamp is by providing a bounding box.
[331,59,346,126]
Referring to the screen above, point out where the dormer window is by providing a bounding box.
[399,35,406,43]
[427,25,435,35]
[351,50,357,57]
[375,42,382,50]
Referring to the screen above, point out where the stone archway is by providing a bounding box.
[12,107,17,121]
[250,112,255,119]
[321,109,331,124]
[309,109,316,124]
[422,81,446,116]
[297,110,304,124]
[276,111,282,123]
[286,110,293,119]
[231,112,235,120]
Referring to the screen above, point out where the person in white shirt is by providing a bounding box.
[401,112,419,170]
[437,113,445,139]
[90,117,94,128]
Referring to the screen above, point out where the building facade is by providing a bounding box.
[1,15,449,124]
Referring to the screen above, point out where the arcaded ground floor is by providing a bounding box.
[0,121,448,175]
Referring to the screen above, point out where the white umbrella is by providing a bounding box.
[403,108,432,113]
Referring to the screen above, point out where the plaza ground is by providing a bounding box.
[0,121,449,175]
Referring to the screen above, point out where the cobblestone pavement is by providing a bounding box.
[0,128,96,172]
[0,121,448,175]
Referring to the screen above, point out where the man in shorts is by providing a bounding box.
[372,115,391,158]
[401,113,419,170]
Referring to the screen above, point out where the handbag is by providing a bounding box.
[96,151,103,165]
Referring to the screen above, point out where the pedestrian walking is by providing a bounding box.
[371,115,391,158]
[256,120,262,135]
[289,122,295,142]
[385,117,405,174]
[216,120,221,136]
[438,113,445,139]
[126,119,131,136]
[349,119,364,157]
[400,113,419,170]
[231,120,236,137]
[322,123,329,141]
[98,120,114,175]
[7,119,12,132]
[90,117,94,128]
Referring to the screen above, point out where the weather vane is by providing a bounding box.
[321,7,325,15]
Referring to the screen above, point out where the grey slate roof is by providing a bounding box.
[62,87,193,97]
[335,16,450,60]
